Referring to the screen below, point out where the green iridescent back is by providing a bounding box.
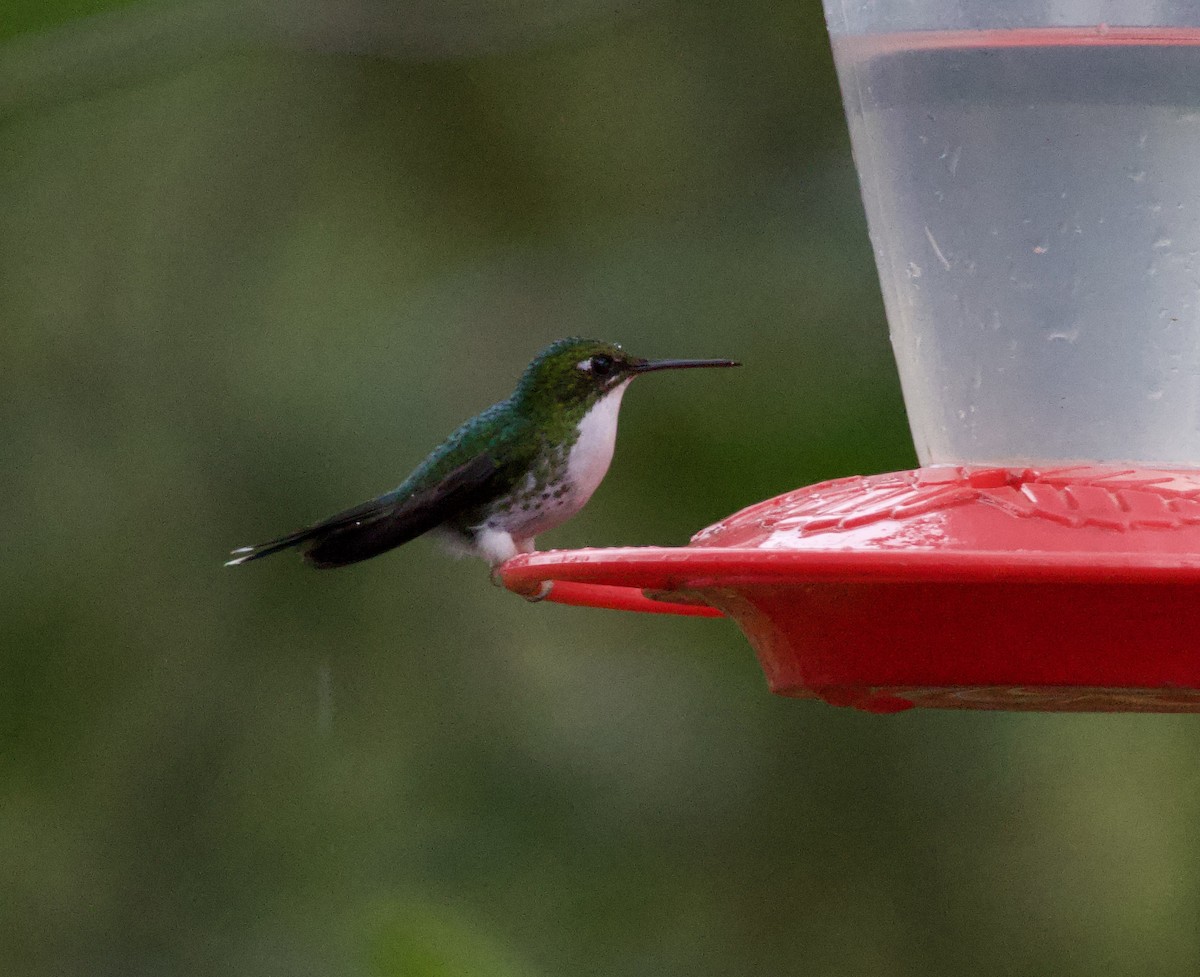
[387,338,627,513]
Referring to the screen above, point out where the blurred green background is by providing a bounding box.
[4,1,1200,974]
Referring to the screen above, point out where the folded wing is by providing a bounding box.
[226,453,500,569]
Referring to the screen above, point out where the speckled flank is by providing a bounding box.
[473,380,630,547]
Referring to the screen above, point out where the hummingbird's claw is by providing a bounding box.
[522,581,554,603]
[492,566,553,602]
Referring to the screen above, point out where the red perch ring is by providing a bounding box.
[500,466,1200,713]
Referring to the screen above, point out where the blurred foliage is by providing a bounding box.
[1,0,138,43]
[3,1,1200,976]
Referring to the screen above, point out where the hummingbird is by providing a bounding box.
[226,337,738,575]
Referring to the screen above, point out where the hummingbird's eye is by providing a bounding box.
[589,354,615,378]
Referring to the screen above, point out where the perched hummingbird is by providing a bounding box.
[226,337,738,573]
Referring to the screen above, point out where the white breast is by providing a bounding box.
[565,379,630,506]
[485,380,632,545]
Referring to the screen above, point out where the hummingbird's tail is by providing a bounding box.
[225,494,410,569]
[224,527,323,566]
[225,453,501,570]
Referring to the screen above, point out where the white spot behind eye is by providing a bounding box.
[576,359,592,372]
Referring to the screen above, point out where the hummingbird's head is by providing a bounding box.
[512,337,739,419]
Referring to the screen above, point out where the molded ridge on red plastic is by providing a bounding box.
[499,466,1200,713]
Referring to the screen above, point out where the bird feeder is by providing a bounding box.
[500,0,1200,713]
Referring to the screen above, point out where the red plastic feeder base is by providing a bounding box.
[500,466,1200,713]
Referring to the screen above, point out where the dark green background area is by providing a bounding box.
[3,2,1199,975]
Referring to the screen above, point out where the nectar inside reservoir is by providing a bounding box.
[832,27,1200,467]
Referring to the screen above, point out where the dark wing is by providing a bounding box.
[226,453,500,569]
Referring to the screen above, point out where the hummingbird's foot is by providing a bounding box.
[522,580,553,603]
[491,563,551,601]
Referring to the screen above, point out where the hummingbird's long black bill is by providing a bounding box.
[631,357,740,373]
